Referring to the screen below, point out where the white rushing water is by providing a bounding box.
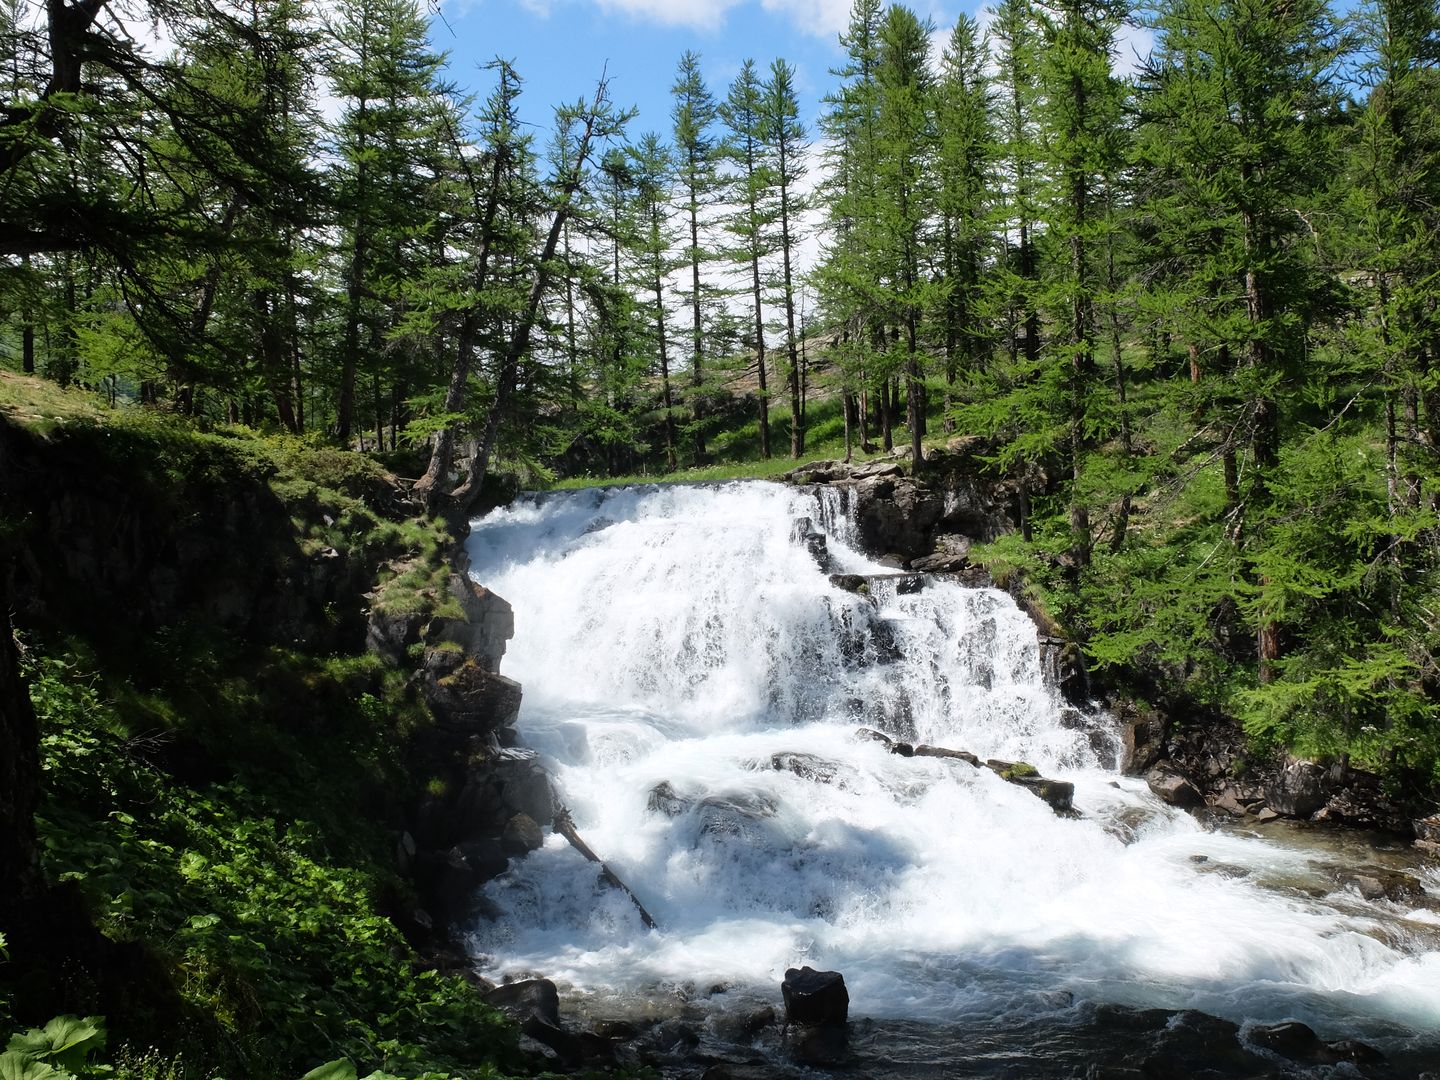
[464,481,1440,1052]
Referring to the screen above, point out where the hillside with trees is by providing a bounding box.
[4,2,1440,1070]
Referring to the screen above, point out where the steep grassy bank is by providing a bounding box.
[0,374,524,1079]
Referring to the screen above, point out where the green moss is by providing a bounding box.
[1000,761,1040,780]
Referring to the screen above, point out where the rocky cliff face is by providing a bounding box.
[0,419,385,654]
[370,570,555,941]
[787,438,1023,571]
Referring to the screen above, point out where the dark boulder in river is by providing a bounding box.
[781,966,849,1027]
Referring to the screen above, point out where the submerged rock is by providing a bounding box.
[771,751,847,785]
[647,780,692,817]
[789,516,829,567]
[781,966,849,1027]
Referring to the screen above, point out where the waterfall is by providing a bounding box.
[464,481,1440,1057]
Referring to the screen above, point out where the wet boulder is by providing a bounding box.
[771,752,847,785]
[985,759,1076,813]
[854,727,914,755]
[501,812,544,855]
[1249,1021,1383,1066]
[1145,764,1204,808]
[781,966,849,1027]
[647,780,692,817]
[789,516,829,567]
[485,978,561,1028]
[909,552,969,573]
[1264,758,1331,818]
[913,744,980,767]
[696,791,779,838]
[1338,869,1425,902]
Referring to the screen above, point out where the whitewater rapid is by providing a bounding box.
[463,481,1440,1054]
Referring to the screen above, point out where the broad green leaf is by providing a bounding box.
[0,1050,69,1080]
[298,1060,357,1080]
[5,1016,104,1072]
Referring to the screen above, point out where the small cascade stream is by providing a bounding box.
[464,481,1440,1075]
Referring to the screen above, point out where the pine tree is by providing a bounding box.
[630,132,681,472]
[670,51,721,464]
[875,6,936,465]
[1136,0,1344,678]
[817,0,889,453]
[933,14,993,431]
[327,0,447,445]
[720,60,779,459]
[761,58,810,459]
[1035,0,1130,569]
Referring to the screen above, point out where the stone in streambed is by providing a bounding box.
[913,744,980,766]
[781,966,849,1027]
[1249,1020,1384,1066]
[771,752,847,785]
[986,759,1075,813]
[501,812,543,855]
[647,780,692,817]
[1264,758,1330,818]
[485,978,560,1028]
[1145,764,1204,808]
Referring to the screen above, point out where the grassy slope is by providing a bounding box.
[0,374,525,1079]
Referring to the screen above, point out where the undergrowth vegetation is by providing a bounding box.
[1,395,530,1078]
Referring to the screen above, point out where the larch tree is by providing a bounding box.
[761,58,811,459]
[874,5,936,465]
[933,13,994,432]
[720,59,779,460]
[670,50,721,464]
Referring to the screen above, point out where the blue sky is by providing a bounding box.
[431,0,973,138]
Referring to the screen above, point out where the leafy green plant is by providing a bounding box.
[1,1015,111,1079]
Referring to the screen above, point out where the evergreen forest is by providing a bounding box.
[8,0,1440,814]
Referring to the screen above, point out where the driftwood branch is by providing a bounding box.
[552,806,657,930]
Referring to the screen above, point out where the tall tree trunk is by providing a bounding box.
[778,143,802,459]
[687,182,706,463]
[655,251,678,472]
[20,253,35,375]
[456,86,611,507]
[413,119,507,506]
[749,235,770,460]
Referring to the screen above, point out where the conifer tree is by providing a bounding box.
[933,14,993,431]
[1136,0,1343,677]
[817,0,889,451]
[630,132,681,471]
[761,58,810,459]
[327,0,447,445]
[720,60,779,459]
[670,51,720,463]
[875,6,936,465]
[1036,0,1129,569]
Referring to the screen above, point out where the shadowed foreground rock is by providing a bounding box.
[781,966,849,1027]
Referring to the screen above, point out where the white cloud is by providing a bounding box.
[759,0,854,40]
[591,0,745,31]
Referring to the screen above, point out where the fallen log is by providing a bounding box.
[552,806,658,930]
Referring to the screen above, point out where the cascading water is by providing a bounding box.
[464,481,1440,1074]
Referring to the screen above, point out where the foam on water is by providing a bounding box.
[464,481,1440,1050]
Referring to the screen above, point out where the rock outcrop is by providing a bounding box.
[781,967,849,1027]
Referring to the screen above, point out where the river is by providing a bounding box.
[464,481,1440,1077]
